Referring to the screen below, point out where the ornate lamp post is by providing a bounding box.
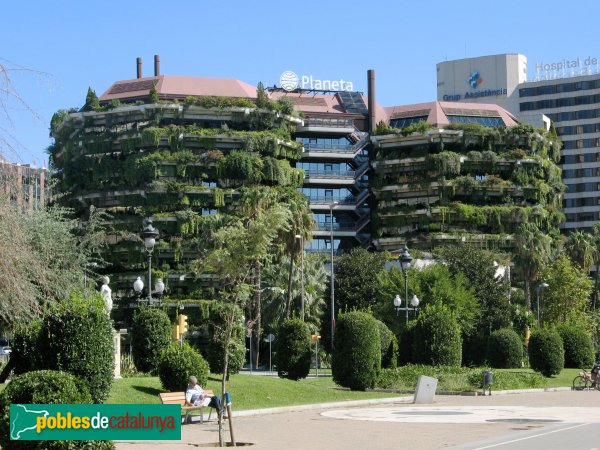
[398,246,413,325]
[140,218,159,304]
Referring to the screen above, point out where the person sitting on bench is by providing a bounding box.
[185,375,223,413]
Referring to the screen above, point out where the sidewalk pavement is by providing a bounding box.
[115,388,600,450]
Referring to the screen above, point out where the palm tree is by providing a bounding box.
[513,222,553,310]
[279,190,314,319]
[591,224,600,308]
[565,230,595,270]
[262,253,327,333]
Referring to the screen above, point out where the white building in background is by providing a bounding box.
[437,53,600,231]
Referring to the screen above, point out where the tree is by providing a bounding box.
[256,82,270,109]
[0,58,46,159]
[565,230,595,270]
[262,253,327,334]
[0,202,109,326]
[84,87,101,111]
[436,245,511,365]
[539,254,592,326]
[514,222,553,310]
[335,247,389,312]
[194,192,291,445]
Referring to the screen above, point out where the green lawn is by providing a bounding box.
[107,375,394,409]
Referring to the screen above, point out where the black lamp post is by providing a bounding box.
[140,218,159,304]
[399,246,413,326]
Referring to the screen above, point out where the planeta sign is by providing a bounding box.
[280,71,354,92]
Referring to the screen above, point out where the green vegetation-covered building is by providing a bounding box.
[371,101,565,251]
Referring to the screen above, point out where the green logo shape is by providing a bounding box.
[10,404,181,441]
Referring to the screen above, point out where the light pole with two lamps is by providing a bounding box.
[393,293,420,325]
[398,245,414,325]
[140,218,159,305]
[133,276,165,305]
[535,282,549,326]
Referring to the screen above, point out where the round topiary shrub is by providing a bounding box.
[11,319,45,375]
[412,303,462,367]
[274,318,312,380]
[528,329,564,377]
[8,294,114,403]
[332,311,381,391]
[131,307,172,374]
[486,328,523,368]
[202,303,245,376]
[45,295,115,403]
[0,370,115,450]
[557,325,594,368]
[158,342,210,392]
[377,320,398,369]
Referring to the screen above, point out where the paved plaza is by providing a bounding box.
[115,389,600,449]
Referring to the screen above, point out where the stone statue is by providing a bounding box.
[100,276,113,312]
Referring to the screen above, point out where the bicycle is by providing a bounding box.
[572,364,600,390]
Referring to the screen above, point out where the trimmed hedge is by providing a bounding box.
[486,328,523,368]
[131,307,172,374]
[8,294,114,403]
[202,303,245,376]
[0,370,114,449]
[557,325,594,368]
[528,329,564,376]
[377,320,398,369]
[274,318,312,380]
[412,303,462,367]
[158,342,210,392]
[332,311,381,391]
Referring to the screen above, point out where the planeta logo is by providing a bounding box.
[468,71,483,89]
[280,71,299,91]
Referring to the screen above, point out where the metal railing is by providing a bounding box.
[304,169,355,178]
[302,118,354,128]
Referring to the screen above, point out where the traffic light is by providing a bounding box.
[172,324,180,341]
[178,314,188,336]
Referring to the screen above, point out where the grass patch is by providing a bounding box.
[107,375,393,409]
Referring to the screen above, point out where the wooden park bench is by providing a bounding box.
[159,390,216,424]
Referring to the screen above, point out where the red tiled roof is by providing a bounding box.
[384,101,519,127]
[99,75,258,101]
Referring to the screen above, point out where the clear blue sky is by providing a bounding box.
[2,0,599,166]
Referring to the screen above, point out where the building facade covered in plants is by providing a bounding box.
[49,74,308,297]
[371,101,565,251]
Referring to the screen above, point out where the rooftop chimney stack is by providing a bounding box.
[367,69,376,133]
[136,57,142,79]
[154,55,160,76]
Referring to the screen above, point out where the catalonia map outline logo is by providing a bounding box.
[280,71,299,91]
[468,71,483,88]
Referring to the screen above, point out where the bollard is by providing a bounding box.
[482,371,493,396]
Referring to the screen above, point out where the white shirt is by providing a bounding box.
[185,384,204,405]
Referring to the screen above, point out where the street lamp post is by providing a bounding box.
[398,246,413,325]
[329,201,338,348]
[295,234,305,321]
[140,218,159,304]
[536,282,549,326]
